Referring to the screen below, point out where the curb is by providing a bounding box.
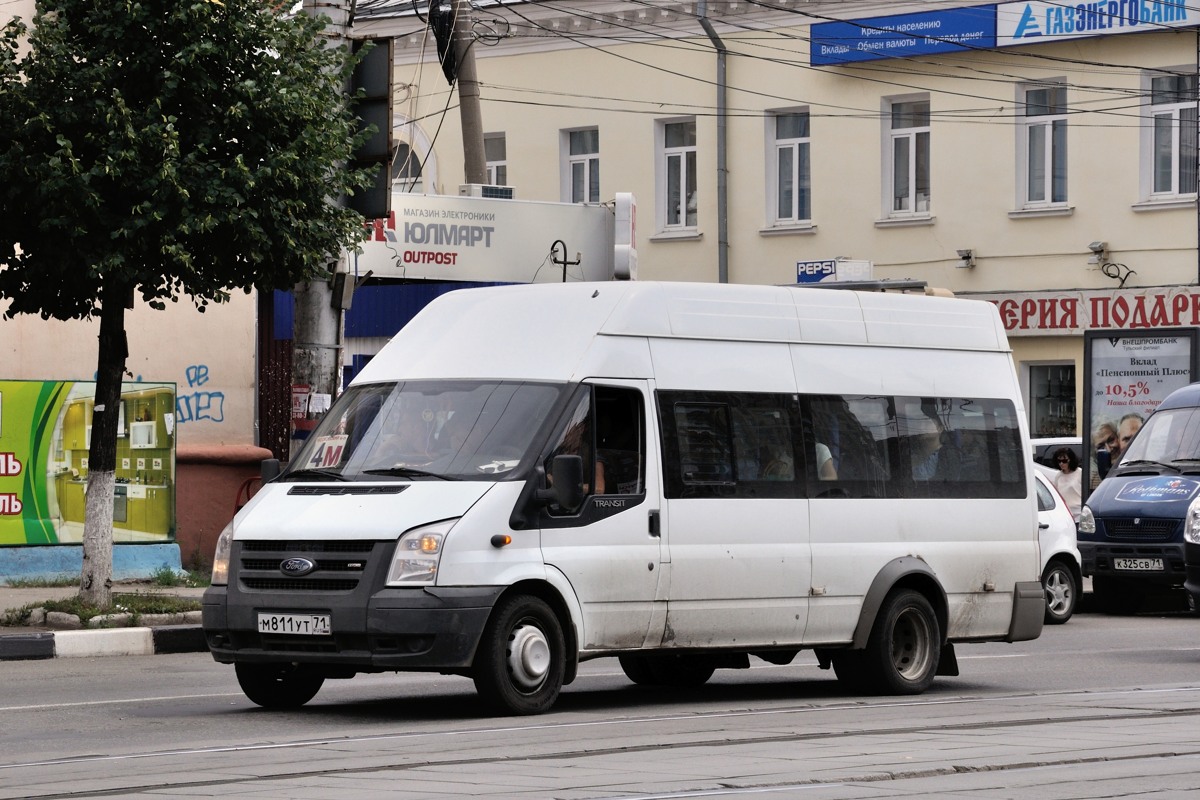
[0,625,207,660]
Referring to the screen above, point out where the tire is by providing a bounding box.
[1091,575,1145,615]
[473,594,566,715]
[859,589,940,695]
[619,654,657,685]
[650,654,716,687]
[234,662,324,709]
[1042,559,1078,624]
[619,653,716,687]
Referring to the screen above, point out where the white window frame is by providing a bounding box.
[484,133,507,186]
[561,128,600,204]
[1141,70,1198,202]
[389,113,437,197]
[1018,82,1068,209]
[655,117,698,234]
[882,95,931,219]
[768,109,812,227]
[390,141,424,194]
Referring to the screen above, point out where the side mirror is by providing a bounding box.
[536,454,585,513]
[261,458,281,483]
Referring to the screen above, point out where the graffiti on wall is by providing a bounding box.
[176,364,225,424]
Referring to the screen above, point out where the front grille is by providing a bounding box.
[235,540,382,593]
[241,540,375,553]
[1102,518,1178,542]
[242,577,359,592]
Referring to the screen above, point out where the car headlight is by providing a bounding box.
[1076,505,1096,536]
[386,519,457,586]
[1185,498,1200,545]
[210,520,235,586]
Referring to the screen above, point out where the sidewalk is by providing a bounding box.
[0,582,209,660]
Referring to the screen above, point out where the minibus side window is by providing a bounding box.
[544,385,647,515]
[544,390,598,513]
[801,395,1024,500]
[673,402,736,492]
[894,396,1025,499]
[658,390,801,499]
[804,394,893,498]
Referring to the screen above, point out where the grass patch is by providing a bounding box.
[149,566,210,588]
[4,574,78,588]
[2,593,201,626]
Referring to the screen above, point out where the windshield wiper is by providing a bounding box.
[1117,459,1178,472]
[362,467,459,481]
[279,468,349,482]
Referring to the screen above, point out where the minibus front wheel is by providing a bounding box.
[234,662,325,709]
[473,594,566,715]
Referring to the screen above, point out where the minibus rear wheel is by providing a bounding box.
[473,594,566,715]
[234,662,324,709]
[860,589,940,695]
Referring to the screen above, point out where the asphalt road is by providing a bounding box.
[1,608,1198,799]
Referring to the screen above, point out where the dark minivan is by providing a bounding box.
[1078,382,1200,613]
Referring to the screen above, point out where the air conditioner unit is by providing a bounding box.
[459,183,515,199]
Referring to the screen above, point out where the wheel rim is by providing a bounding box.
[507,621,551,691]
[891,607,935,682]
[1045,568,1072,616]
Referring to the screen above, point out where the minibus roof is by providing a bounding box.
[352,281,1010,385]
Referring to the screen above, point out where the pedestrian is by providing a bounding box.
[1052,446,1082,521]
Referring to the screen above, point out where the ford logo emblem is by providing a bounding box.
[280,557,316,577]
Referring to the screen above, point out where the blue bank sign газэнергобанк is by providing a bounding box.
[809,6,997,65]
[810,2,1199,64]
[996,0,1200,45]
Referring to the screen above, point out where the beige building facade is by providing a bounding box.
[358,0,1200,441]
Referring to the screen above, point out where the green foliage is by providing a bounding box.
[0,0,376,321]
[2,593,201,626]
[2,574,78,588]
[150,565,209,588]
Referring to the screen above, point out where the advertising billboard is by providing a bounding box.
[810,5,997,65]
[0,380,177,546]
[1081,330,1198,496]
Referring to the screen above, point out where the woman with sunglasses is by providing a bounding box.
[1052,446,1082,521]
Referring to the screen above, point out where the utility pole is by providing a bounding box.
[452,0,487,184]
[291,0,351,458]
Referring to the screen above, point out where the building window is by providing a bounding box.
[390,142,423,193]
[660,119,697,230]
[484,134,506,186]
[886,98,930,215]
[1149,74,1197,198]
[772,111,811,224]
[1029,364,1076,438]
[1021,84,1067,206]
[564,128,600,204]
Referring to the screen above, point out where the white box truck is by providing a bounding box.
[203,281,1043,714]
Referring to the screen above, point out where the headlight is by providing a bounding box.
[1185,498,1200,544]
[210,520,235,585]
[386,519,457,586]
[1076,505,1096,536]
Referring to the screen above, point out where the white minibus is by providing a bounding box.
[203,281,1043,714]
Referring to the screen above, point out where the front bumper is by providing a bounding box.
[203,583,503,672]
[1078,542,1186,588]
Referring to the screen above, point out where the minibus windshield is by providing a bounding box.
[285,380,564,481]
[1119,407,1200,468]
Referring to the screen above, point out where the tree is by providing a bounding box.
[0,0,375,606]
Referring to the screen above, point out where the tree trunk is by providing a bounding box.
[79,281,130,608]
